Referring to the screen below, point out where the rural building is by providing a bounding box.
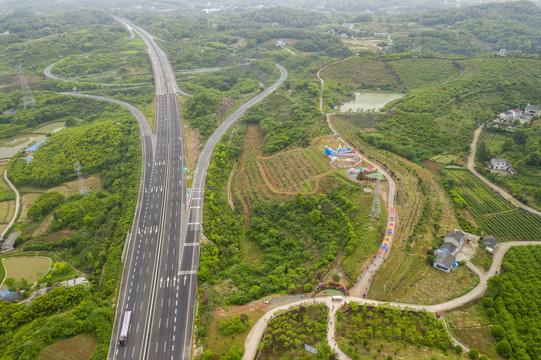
[488,158,516,174]
[1,231,20,251]
[482,235,499,253]
[0,289,19,302]
[442,229,466,254]
[499,108,522,120]
[433,229,465,273]
[433,252,457,273]
[525,104,541,117]
[342,23,355,30]
[59,277,88,288]
[275,40,287,47]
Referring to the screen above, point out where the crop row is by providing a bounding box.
[477,130,509,155]
[260,148,330,192]
[443,169,514,216]
[480,209,541,241]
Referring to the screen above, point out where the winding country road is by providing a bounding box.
[1,170,20,238]
[243,241,541,360]
[468,125,541,217]
[242,61,541,360]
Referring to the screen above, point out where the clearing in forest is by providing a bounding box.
[1,256,51,285]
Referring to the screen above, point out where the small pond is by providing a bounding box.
[31,122,65,134]
[340,92,404,112]
[0,134,46,159]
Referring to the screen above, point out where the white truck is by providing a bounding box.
[332,296,343,302]
[118,311,132,346]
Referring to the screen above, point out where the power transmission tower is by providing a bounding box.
[370,179,381,218]
[19,63,36,108]
[74,161,89,195]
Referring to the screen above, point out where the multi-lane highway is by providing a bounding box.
[109,16,189,360]
[109,16,286,360]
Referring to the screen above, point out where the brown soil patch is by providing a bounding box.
[24,227,37,236]
[45,229,76,243]
[40,334,97,360]
[461,208,478,227]
[422,159,443,177]
[49,174,102,197]
[184,126,200,173]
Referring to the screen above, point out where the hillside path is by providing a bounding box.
[1,170,20,238]
[468,125,541,217]
[242,241,541,360]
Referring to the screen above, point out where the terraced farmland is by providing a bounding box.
[231,126,334,219]
[442,169,541,240]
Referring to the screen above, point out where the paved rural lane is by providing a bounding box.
[468,125,541,217]
[242,240,541,359]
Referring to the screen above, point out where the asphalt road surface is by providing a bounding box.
[108,17,287,360]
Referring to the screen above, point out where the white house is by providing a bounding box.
[489,158,508,170]
[499,108,522,120]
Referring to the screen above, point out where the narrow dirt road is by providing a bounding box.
[468,125,541,217]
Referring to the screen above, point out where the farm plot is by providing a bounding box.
[2,256,51,285]
[320,57,403,91]
[442,169,541,240]
[477,129,509,156]
[258,148,332,193]
[40,334,97,360]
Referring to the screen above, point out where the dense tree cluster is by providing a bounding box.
[259,304,332,360]
[484,246,541,359]
[337,305,452,354]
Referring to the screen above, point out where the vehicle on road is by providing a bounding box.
[118,311,132,346]
[332,296,343,301]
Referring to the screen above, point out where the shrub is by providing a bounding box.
[482,297,494,308]
[455,345,463,354]
[490,325,505,341]
[332,274,341,282]
[496,340,512,358]
[469,349,479,359]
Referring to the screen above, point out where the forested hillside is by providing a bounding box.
[391,0,541,55]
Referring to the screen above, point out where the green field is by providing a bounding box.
[477,129,509,156]
[1,256,52,287]
[388,58,460,90]
[442,169,541,240]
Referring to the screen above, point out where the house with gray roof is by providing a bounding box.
[482,235,499,253]
[525,104,541,117]
[1,231,20,251]
[442,230,465,255]
[0,289,19,302]
[433,252,457,273]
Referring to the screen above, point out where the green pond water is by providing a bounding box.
[340,92,404,112]
[0,134,46,159]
